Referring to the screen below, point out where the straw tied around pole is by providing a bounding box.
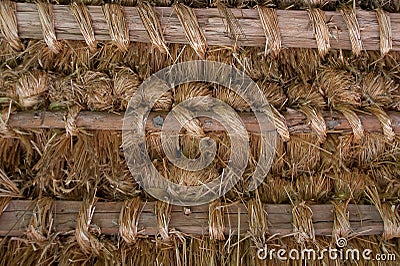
[0,1,398,56]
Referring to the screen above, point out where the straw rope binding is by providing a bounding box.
[174,3,207,59]
[340,6,363,56]
[0,0,23,51]
[216,1,246,44]
[70,3,97,52]
[36,2,62,54]
[119,197,144,244]
[307,8,330,57]
[102,3,130,52]
[376,8,392,56]
[257,6,281,57]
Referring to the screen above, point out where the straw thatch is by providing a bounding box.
[0,0,399,265]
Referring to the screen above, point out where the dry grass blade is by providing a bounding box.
[365,186,400,240]
[174,3,207,59]
[367,107,395,142]
[36,2,62,54]
[336,106,364,143]
[137,2,169,54]
[376,8,392,56]
[70,3,97,52]
[0,0,23,51]
[0,168,20,198]
[102,3,130,52]
[270,105,290,142]
[257,6,281,57]
[119,197,144,244]
[209,200,225,241]
[340,6,363,56]
[216,1,246,44]
[307,8,330,57]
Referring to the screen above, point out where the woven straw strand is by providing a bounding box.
[0,0,23,51]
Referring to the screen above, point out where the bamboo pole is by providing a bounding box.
[6,110,400,134]
[1,3,399,51]
[0,200,383,237]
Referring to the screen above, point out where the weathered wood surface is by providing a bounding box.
[0,200,383,237]
[1,3,399,50]
[7,110,400,134]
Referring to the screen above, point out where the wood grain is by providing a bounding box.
[1,3,398,50]
[0,200,383,237]
[7,110,400,134]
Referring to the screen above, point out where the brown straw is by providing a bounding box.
[119,197,143,244]
[209,200,225,240]
[336,106,364,143]
[257,6,281,57]
[332,201,352,241]
[102,3,130,52]
[340,6,363,56]
[156,201,172,241]
[292,201,315,244]
[70,3,97,52]
[174,3,207,59]
[75,195,103,255]
[26,198,54,242]
[216,1,246,43]
[270,106,290,142]
[376,8,392,56]
[367,107,395,142]
[300,105,326,143]
[365,186,400,240]
[65,105,81,137]
[37,2,63,54]
[307,8,330,57]
[137,2,169,54]
[0,0,23,51]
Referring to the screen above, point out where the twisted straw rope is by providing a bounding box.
[307,8,330,57]
[367,107,395,142]
[336,106,364,143]
[174,3,207,59]
[332,201,352,241]
[257,6,281,57]
[37,2,62,54]
[65,106,81,137]
[156,201,172,241]
[340,6,363,56]
[217,1,246,43]
[376,8,392,56]
[70,3,97,52]
[0,0,23,51]
[300,105,326,143]
[137,2,169,54]
[209,200,225,240]
[292,201,315,244]
[102,3,130,52]
[119,197,143,244]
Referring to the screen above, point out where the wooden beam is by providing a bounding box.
[6,110,400,134]
[0,200,383,237]
[2,3,399,51]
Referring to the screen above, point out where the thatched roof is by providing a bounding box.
[0,0,399,264]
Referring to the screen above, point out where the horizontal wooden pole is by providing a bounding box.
[1,3,399,51]
[6,110,400,135]
[0,200,383,237]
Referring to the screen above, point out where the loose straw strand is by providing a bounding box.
[376,8,392,56]
[0,0,23,51]
[137,2,169,54]
[257,6,281,57]
[37,2,63,54]
[307,8,330,57]
[174,3,207,59]
[70,3,97,52]
[340,6,363,56]
[102,3,130,52]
